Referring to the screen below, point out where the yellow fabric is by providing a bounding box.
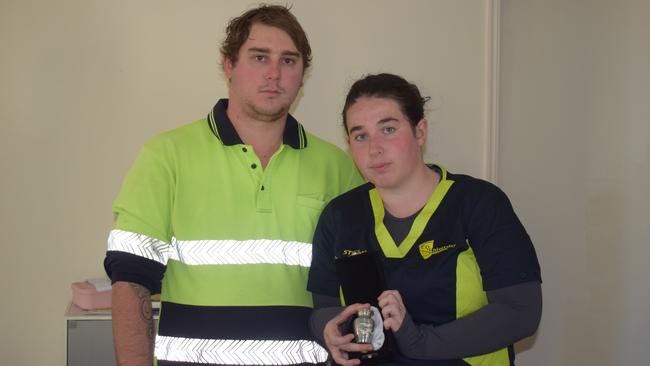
[370,166,453,259]
[458,242,510,366]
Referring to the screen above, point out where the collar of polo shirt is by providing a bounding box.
[207,99,308,149]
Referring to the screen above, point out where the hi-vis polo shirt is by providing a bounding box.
[104,99,363,366]
[307,164,541,366]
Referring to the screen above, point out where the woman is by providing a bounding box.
[307,73,542,366]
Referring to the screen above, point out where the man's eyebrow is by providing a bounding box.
[281,51,301,58]
[245,48,301,59]
[247,47,271,54]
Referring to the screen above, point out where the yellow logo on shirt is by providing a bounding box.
[419,241,456,260]
[342,249,367,257]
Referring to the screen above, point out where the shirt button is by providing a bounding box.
[519,272,528,279]
[261,185,265,191]
[242,147,248,152]
[251,163,257,169]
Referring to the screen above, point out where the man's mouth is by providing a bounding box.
[260,87,282,95]
[370,162,391,171]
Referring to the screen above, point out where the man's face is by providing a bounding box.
[346,97,427,191]
[224,23,304,122]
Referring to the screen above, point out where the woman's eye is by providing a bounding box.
[353,134,367,142]
[255,55,266,62]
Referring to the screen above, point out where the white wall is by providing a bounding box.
[500,1,650,365]
[0,1,490,364]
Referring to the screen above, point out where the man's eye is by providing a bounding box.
[255,55,266,62]
[282,58,296,65]
[383,127,396,134]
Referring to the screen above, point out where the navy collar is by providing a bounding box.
[207,99,307,149]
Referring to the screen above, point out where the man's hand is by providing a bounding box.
[323,303,374,366]
[378,290,407,332]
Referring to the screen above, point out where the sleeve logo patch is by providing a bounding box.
[419,241,457,260]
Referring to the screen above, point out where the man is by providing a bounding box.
[104,5,363,365]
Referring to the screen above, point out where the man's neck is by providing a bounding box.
[226,103,287,168]
[379,165,440,218]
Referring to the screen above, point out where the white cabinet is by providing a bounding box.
[64,303,114,366]
[64,302,158,366]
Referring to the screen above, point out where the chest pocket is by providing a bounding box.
[296,195,325,210]
[294,195,326,238]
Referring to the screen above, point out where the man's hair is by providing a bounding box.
[220,4,312,69]
[342,73,428,133]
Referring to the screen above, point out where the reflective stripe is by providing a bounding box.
[155,336,328,365]
[108,229,169,265]
[108,231,313,267]
[169,239,312,267]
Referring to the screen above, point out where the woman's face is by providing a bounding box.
[345,97,427,191]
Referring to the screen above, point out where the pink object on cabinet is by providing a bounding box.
[71,281,112,310]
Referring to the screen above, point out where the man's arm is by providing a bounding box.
[112,281,155,366]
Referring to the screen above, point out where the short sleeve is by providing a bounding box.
[307,203,341,297]
[104,137,175,293]
[112,138,175,241]
[466,184,541,291]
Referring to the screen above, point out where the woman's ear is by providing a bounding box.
[414,119,428,146]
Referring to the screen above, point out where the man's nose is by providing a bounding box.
[265,62,280,80]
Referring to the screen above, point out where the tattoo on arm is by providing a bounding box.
[129,283,155,346]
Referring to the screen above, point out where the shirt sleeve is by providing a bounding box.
[309,283,542,360]
[394,281,542,359]
[309,294,344,348]
[466,183,541,290]
[307,202,341,298]
[104,137,175,293]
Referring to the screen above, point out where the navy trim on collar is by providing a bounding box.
[207,99,307,149]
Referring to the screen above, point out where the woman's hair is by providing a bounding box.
[342,73,427,132]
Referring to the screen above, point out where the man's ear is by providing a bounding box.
[223,57,234,79]
[415,119,428,146]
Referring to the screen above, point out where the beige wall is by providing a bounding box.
[0,1,490,364]
[4,1,648,365]
[500,0,650,365]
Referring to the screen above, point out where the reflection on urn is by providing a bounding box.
[353,308,375,344]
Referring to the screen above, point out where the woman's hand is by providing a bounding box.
[324,303,375,366]
[378,290,407,332]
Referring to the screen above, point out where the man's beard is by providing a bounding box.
[243,101,290,123]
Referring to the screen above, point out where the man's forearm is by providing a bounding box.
[112,281,155,366]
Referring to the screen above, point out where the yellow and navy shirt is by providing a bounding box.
[104,99,363,366]
[307,164,541,366]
